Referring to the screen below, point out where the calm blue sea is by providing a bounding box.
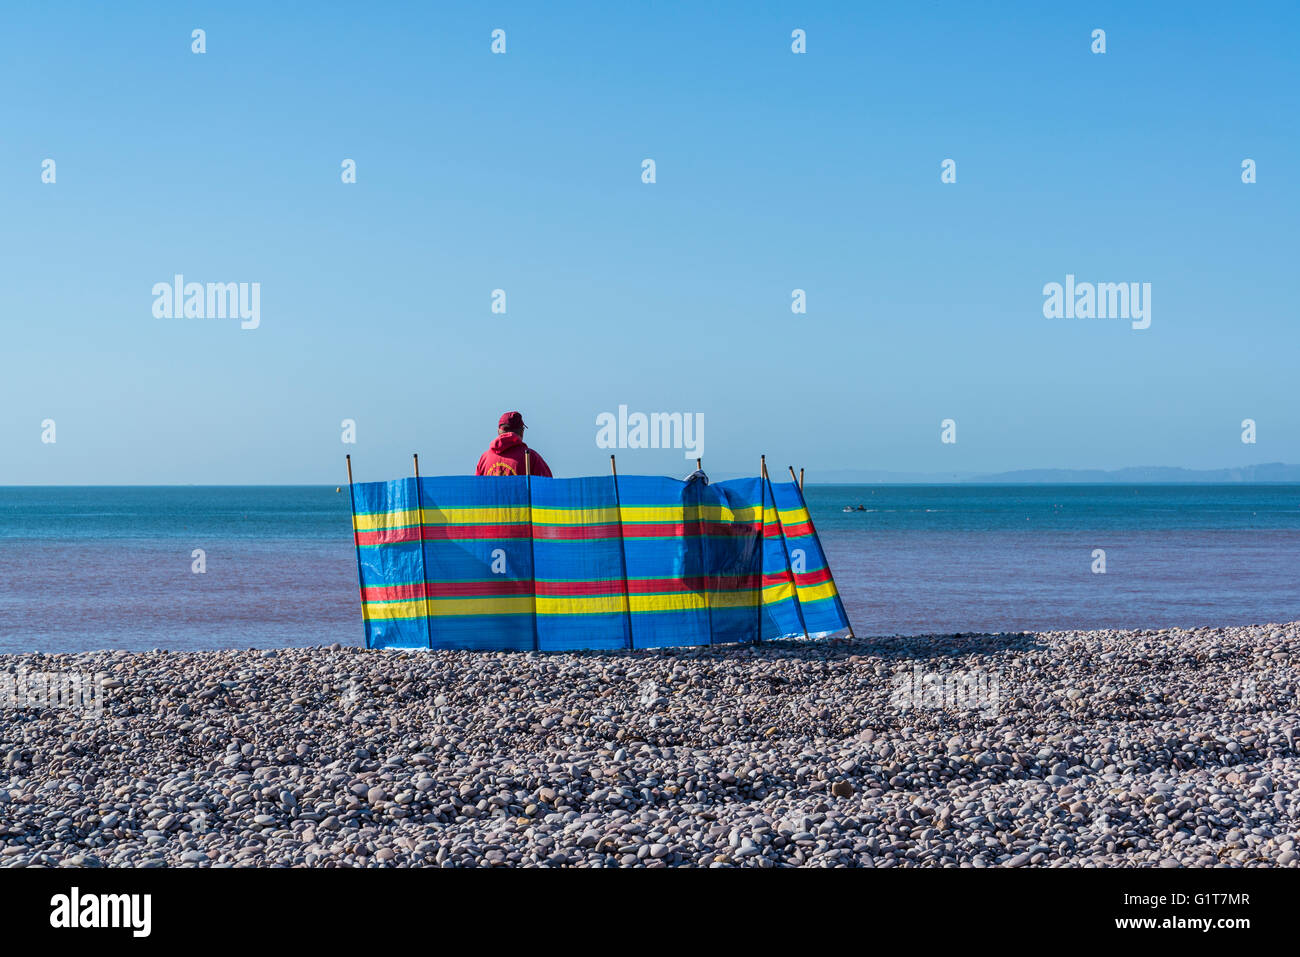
[1,484,1298,653]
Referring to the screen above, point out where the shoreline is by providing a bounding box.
[2,622,1298,867]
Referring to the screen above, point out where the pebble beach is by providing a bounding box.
[2,622,1298,868]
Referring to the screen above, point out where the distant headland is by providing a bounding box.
[800,463,1300,485]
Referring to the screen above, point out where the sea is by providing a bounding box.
[1,484,1297,654]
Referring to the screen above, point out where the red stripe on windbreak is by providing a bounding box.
[362,580,533,601]
[793,565,831,588]
[421,525,531,541]
[534,523,620,541]
[366,574,784,604]
[361,581,424,601]
[643,574,763,592]
[356,524,533,546]
[721,573,767,591]
[695,521,761,538]
[356,527,421,547]
[624,522,760,539]
[535,575,767,598]
[622,523,678,537]
[536,579,626,597]
[358,521,764,546]
[426,579,532,598]
[763,520,813,539]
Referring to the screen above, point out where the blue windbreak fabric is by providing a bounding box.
[350,473,850,650]
[768,479,852,636]
[417,475,535,652]
[351,477,427,650]
[533,476,629,652]
[706,478,769,645]
[613,475,711,649]
[758,477,808,641]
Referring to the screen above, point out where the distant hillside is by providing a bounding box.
[795,469,979,484]
[805,463,1300,485]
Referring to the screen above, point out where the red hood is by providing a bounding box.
[490,432,524,454]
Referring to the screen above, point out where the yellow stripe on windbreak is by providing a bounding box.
[353,506,536,532]
[716,503,763,523]
[795,580,838,603]
[354,502,767,532]
[539,594,627,615]
[763,505,810,525]
[362,596,535,620]
[353,506,535,532]
[419,506,532,525]
[363,587,786,620]
[356,504,624,531]
[362,599,423,621]
[531,502,763,525]
[619,503,763,524]
[629,593,703,613]
[711,589,761,609]
[763,580,795,605]
[543,587,783,614]
[352,508,422,533]
[531,505,619,526]
[779,506,811,525]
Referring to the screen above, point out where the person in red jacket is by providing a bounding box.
[475,411,553,477]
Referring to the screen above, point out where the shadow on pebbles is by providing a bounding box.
[2,622,1298,867]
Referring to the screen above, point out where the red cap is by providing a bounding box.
[498,411,526,431]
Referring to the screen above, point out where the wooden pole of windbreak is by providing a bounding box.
[413,454,433,650]
[610,455,635,650]
[764,457,809,641]
[789,465,855,640]
[345,455,370,649]
[525,451,540,652]
[692,457,713,645]
[753,455,767,643]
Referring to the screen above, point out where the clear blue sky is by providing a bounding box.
[3,1,1296,484]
